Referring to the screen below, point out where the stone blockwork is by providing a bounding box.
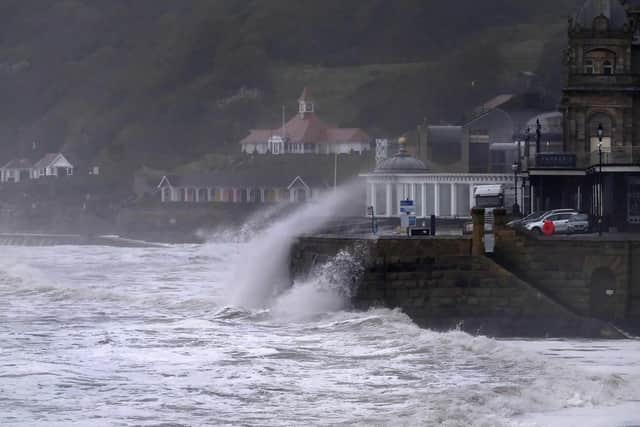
[493,226,640,331]
[291,234,621,338]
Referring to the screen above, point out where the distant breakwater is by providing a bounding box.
[0,233,163,248]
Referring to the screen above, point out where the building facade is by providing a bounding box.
[0,153,74,183]
[362,138,516,218]
[158,174,327,204]
[240,89,371,155]
[528,0,640,230]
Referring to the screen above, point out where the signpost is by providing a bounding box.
[399,199,417,236]
[400,199,415,214]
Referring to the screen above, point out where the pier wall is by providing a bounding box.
[493,226,640,326]
[291,235,621,337]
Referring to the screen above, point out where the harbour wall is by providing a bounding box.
[290,235,624,338]
[492,222,640,329]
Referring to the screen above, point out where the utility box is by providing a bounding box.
[410,228,430,236]
[484,234,495,253]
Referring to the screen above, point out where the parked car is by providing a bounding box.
[508,209,577,229]
[567,213,591,234]
[524,210,579,234]
[507,211,545,228]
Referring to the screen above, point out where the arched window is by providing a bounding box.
[584,49,616,75]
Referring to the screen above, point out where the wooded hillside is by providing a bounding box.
[0,0,581,183]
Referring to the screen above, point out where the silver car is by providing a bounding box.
[524,210,579,234]
[567,213,590,234]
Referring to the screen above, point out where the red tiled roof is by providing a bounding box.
[239,129,277,145]
[324,128,370,143]
[239,113,370,145]
[298,87,312,102]
[283,113,330,144]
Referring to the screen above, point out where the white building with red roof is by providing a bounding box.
[240,88,371,155]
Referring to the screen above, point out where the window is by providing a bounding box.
[584,49,616,75]
[584,59,595,74]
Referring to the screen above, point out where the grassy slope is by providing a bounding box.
[0,0,580,188]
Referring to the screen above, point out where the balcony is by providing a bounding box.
[567,74,640,88]
[533,153,577,169]
[581,146,640,167]
[525,147,640,170]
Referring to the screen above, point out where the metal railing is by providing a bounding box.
[524,147,640,170]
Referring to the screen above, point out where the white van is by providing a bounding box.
[474,184,505,209]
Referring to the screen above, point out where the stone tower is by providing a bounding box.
[298,87,315,118]
[562,0,639,159]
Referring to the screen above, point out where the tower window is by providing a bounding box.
[584,49,616,75]
[584,59,595,74]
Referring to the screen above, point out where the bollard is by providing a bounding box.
[471,208,485,256]
[430,214,436,236]
[493,208,507,231]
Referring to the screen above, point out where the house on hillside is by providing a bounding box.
[0,159,33,183]
[31,153,74,179]
[157,172,329,204]
[0,153,74,183]
[240,88,371,155]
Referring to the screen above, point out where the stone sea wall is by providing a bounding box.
[492,224,640,328]
[291,235,623,338]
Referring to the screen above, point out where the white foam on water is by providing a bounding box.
[223,181,363,309]
[2,234,640,426]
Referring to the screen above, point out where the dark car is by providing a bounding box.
[507,211,545,229]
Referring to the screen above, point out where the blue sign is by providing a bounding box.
[400,199,415,214]
[408,215,417,227]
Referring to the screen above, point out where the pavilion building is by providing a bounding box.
[362,138,515,218]
[239,88,371,155]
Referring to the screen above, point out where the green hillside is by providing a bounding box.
[0,0,582,185]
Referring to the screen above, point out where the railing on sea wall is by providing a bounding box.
[524,147,640,170]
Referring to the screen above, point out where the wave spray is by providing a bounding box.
[225,181,364,310]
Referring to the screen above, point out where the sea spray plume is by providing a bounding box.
[197,202,292,243]
[270,244,368,320]
[226,180,364,309]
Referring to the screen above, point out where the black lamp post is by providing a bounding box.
[536,119,542,154]
[525,127,530,164]
[597,123,604,236]
[512,162,520,216]
[367,205,377,235]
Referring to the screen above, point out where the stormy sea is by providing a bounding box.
[1,190,640,427]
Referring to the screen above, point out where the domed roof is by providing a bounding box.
[374,137,428,174]
[574,0,629,30]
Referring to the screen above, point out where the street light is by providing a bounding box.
[597,123,604,236]
[525,127,530,164]
[536,118,542,154]
[512,162,520,216]
[367,205,377,235]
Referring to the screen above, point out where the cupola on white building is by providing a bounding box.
[361,138,516,218]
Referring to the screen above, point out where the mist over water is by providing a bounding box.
[222,182,364,310]
[1,190,640,426]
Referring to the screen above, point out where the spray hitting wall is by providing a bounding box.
[224,180,365,310]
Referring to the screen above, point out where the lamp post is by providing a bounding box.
[597,123,604,236]
[367,205,377,235]
[512,162,520,216]
[524,127,530,166]
[535,118,542,155]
